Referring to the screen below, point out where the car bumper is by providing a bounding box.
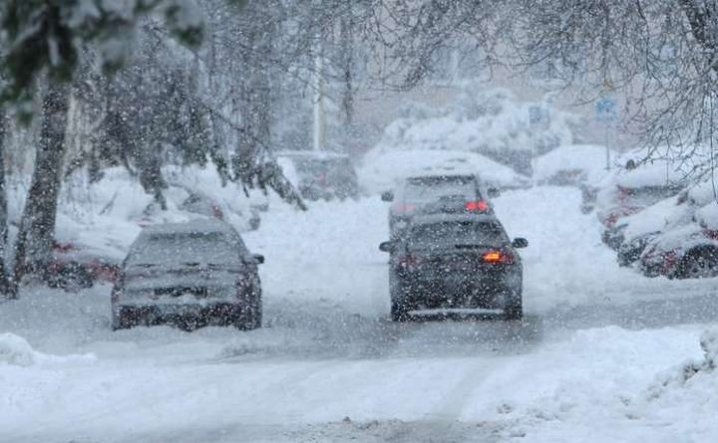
[113,302,243,328]
[394,272,521,310]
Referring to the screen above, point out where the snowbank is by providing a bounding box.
[0,333,37,366]
[0,332,95,367]
[532,144,612,186]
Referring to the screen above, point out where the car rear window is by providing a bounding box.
[128,231,239,266]
[409,221,507,248]
[404,178,478,202]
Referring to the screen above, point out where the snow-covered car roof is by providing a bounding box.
[600,148,693,190]
[532,144,613,186]
[617,194,684,241]
[647,222,711,252]
[359,148,529,193]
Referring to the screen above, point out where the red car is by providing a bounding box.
[48,241,121,290]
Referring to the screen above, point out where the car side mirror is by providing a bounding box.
[381,191,394,202]
[512,238,528,249]
[379,241,395,253]
[252,254,265,264]
[487,187,500,198]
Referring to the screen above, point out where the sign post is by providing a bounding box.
[595,96,618,170]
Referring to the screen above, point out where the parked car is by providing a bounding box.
[47,241,121,290]
[382,174,498,239]
[639,203,718,279]
[276,151,359,201]
[595,152,688,231]
[606,179,715,260]
[111,220,263,331]
[379,213,528,321]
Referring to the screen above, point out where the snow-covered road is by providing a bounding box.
[2,186,717,442]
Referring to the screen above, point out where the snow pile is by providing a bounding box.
[373,87,580,173]
[52,165,264,263]
[532,144,612,186]
[604,148,697,189]
[0,333,37,367]
[636,329,718,439]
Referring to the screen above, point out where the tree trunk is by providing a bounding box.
[9,81,70,297]
[0,110,9,296]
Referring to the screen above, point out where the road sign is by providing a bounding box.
[595,97,618,123]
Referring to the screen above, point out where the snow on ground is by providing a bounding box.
[1,186,718,442]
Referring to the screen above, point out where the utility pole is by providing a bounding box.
[313,37,326,152]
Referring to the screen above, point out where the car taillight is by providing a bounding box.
[465,200,490,213]
[212,204,224,220]
[392,203,416,214]
[397,253,424,270]
[482,250,514,264]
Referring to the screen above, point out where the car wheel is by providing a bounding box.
[390,299,410,322]
[112,307,134,330]
[677,247,718,279]
[47,262,94,291]
[504,292,523,321]
[234,291,262,330]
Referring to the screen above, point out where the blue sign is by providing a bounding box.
[596,97,618,123]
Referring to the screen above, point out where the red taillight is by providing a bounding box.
[466,200,490,213]
[392,203,417,214]
[482,250,514,264]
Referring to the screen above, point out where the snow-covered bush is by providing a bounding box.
[0,333,37,367]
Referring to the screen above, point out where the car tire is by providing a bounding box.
[112,307,132,330]
[390,299,410,322]
[47,262,94,292]
[234,291,262,330]
[676,247,718,279]
[504,292,523,321]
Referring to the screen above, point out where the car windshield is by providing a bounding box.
[408,221,507,249]
[128,232,238,266]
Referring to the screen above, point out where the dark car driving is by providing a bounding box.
[111,220,264,331]
[379,214,527,321]
[383,174,498,239]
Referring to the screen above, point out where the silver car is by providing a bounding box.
[111,219,263,331]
